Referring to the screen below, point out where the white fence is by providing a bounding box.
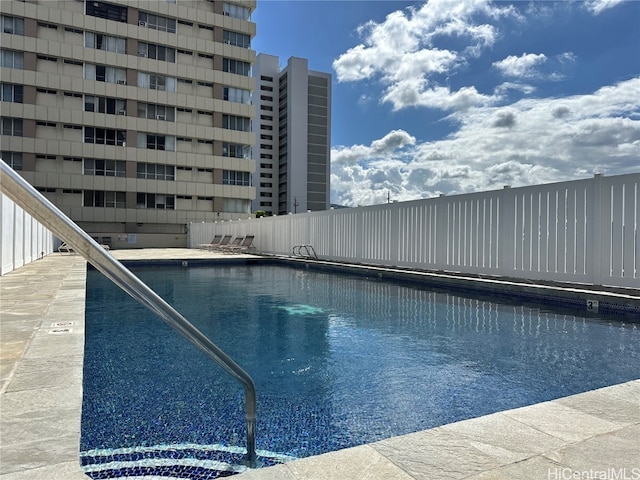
[1,192,54,275]
[189,173,639,288]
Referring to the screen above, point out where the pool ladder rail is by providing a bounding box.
[293,244,318,260]
[0,159,258,468]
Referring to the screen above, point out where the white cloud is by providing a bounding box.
[493,53,547,78]
[584,0,626,15]
[332,130,416,167]
[494,82,537,95]
[333,0,518,111]
[493,52,577,81]
[331,78,640,207]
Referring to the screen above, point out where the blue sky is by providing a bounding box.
[252,0,640,207]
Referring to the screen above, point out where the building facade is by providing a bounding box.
[1,0,256,248]
[252,54,331,215]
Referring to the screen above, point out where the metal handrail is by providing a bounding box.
[0,160,257,467]
[293,244,317,260]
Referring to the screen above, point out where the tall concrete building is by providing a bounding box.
[1,0,256,248]
[252,54,331,215]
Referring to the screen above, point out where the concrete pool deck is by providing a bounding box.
[0,250,638,479]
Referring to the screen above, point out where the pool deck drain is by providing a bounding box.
[1,250,638,480]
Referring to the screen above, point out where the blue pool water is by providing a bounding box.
[81,264,640,478]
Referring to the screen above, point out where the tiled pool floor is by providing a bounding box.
[1,251,638,479]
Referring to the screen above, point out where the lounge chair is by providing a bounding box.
[202,234,233,251]
[219,236,244,252]
[221,235,255,254]
[58,242,75,254]
[198,234,223,250]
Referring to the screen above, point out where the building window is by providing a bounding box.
[83,158,126,177]
[1,117,23,136]
[86,1,128,23]
[37,22,58,29]
[222,58,250,76]
[260,85,273,92]
[137,72,176,92]
[1,151,22,170]
[85,32,126,54]
[85,64,127,84]
[136,163,175,180]
[137,103,175,121]
[83,190,126,208]
[223,86,251,104]
[222,3,251,20]
[222,114,251,132]
[136,133,176,151]
[223,198,250,214]
[138,42,176,62]
[198,23,214,31]
[84,95,126,115]
[84,127,126,146]
[1,49,24,69]
[222,143,252,159]
[2,15,24,35]
[136,193,175,210]
[1,84,23,103]
[223,30,250,48]
[138,12,176,33]
[223,170,251,186]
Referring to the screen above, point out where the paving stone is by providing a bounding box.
[439,411,566,464]
[0,461,90,480]
[372,427,503,479]
[463,455,568,480]
[285,445,414,480]
[543,424,640,472]
[501,401,620,443]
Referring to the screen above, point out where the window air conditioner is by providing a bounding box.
[116,79,126,85]
[224,40,231,45]
[138,52,147,57]
[139,21,146,26]
[118,110,126,115]
[156,114,165,120]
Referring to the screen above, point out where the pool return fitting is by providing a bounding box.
[0,159,258,468]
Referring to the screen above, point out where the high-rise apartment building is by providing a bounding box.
[0,0,256,248]
[252,54,331,215]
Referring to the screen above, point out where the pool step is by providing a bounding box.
[80,443,295,479]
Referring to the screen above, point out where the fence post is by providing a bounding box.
[500,185,515,276]
[590,173,604,285]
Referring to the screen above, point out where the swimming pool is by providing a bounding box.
[81,264,640,478]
